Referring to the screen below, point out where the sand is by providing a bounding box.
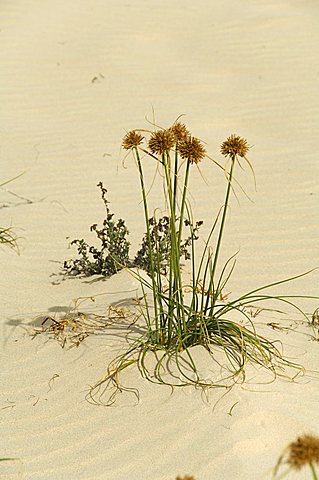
[1,1,319,479]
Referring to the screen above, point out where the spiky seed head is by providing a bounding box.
[287,435,319,470]
[122,130,144,150]
[176,476,195,480]
[169,122,190,143]
[178,136,206,164]
[148,129,175,156]
[220,134,249,158]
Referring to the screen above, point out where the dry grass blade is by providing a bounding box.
[32,301,131,349]
[0,226,18,251]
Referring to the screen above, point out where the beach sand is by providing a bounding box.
[1,1,319,479]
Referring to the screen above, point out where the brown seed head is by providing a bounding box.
[178,136,206,164]
[176,476,195,480]
[148,129,175,156]
[169,122,190,143]
[220,134,249,158]
[287,435,319,470]
[122,130,144,150]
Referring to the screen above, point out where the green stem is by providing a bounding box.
[134,147,160,340]
[165,153,175,343]
[178,159,191,246]
[204,156,235,313]
[211,156,235,281]
[174,160,191,337]
[310,463,318,480]
[163,154,186,341]
[173,148,179,215]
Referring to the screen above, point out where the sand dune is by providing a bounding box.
[1,1,319,479]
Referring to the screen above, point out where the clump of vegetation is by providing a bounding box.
[0,226,18,251]
[134,215,203,276]
[64,184,202,278]
[63,182,130,276]
[86,119,317,406]
[274,434,319,479]
[0,177,19,252]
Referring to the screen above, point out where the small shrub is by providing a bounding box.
[133,215,202,276]
[63,182,130,277]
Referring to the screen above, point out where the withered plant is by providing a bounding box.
[32,297,133,349]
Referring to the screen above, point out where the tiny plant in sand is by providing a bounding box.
[274,434,319,479]
[86,119,317,406]
[0,177,19,252]
[0,226,18,251]
[63,182,130,277]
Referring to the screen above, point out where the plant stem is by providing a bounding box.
[173,148,179,215]
[209,156,235,297]
[310,463,318,480]
[178,159,191,246]
[163,154,186,341]
[134,147,160,340]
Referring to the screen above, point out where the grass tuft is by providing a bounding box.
[0,226,18,251]
[0,175,23,253]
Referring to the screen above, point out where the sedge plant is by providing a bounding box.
[274,434,319,479]
[88,121,317,405]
